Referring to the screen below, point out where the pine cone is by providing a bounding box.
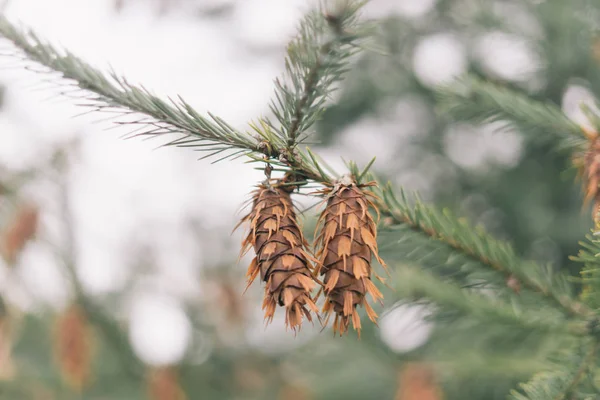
[239,182,318,331]
[575,128,600,225]
[396,363,443,400]
[53,305,93,392]
[147,367,187,400]
[0,204,39,265]
[314,177,386,337]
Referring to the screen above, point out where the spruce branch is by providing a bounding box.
[572,231,600,310]
[374,183,591,318]
[268,1,366,148]
[394,266,588,336]
[509,340,599,400]
[0,16,259,161]
[436,76,587,151]
[0,6,367,181]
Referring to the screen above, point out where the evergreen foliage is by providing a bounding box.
[436,76,587,151]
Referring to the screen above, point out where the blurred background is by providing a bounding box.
[0,0,597,399]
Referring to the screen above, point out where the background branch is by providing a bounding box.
[374,184,590,318]
[436,76,587,151]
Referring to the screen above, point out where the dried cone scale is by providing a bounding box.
[315,176,387,337]
[239,181,318,331]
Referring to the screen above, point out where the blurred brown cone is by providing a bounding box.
[278,384,312,400]
[147,367,187,400]
[573,127,600,226]
[238,181,318,331]
[0,299,15,381]
[593,37,600,64]
[53,305,93,392]
[396,363,443,400]
[0,204,39,265]
[234,363,266,393]
[314,177,387,337]
[0,321,15,381]
[215,280,245,326]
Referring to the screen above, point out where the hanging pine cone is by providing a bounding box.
[314,176,386,337]
[238,180,318,331]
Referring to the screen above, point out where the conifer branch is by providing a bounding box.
[374,183,591,318]
[572,231,600,310]
[395,266,588,336]
[509,340,599,400]
[0,16,259,161]
[436,76,587,151]
[0,5,363,181]
[555,341,599,400]
[269,1,366,147]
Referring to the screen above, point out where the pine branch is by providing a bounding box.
[394,266,588,336]
[0,8,363,181]
[509,340,599,400]
[436,76,587,151]
[0,16,259,161]
[269,1,366,147]
[374,183,591,318]
[571,231,600,310]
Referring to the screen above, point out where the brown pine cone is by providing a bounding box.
[0,204,39,265]
[53,305,93,392]
[314,176,387,337]
[239,181,318,331]
[575,128,600,225]
[147,367,187,400]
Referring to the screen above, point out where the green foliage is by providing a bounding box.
[572,232,600,310]
[392,265,585,336]
[509,341,599,400]
[375,184,587,317]
[436,76,587,152]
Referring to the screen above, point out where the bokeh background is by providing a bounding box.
[0,0,597,399]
